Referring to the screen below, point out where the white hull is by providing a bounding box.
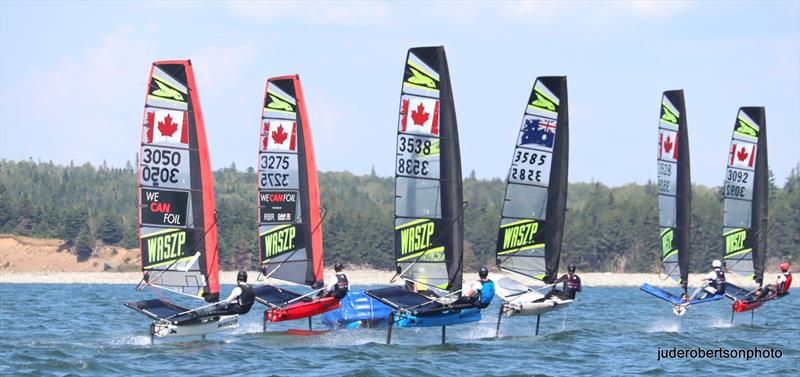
[502,297,573,316]
[495,281,574,316]
[152,314,239,338]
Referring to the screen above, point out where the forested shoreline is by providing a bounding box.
[1,159,797,272]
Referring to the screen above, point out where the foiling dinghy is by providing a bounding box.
[252,75,341,333]
[718,107,785,322]
[493,76,574,337]
[640,90,722,316]
[363,46,486,344]
[126,60,239,341]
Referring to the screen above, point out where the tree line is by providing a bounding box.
[1,159,797,272]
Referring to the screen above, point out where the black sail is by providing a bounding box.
[495,77,568,283]
[657,90,690,288]
[723,107,767,284]
[394,46,463,293]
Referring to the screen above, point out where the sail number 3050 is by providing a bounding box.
[141,147,181,184]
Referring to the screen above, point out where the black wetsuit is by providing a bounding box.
[545,273,581,300]
[224,284,255,315]
[329,273,349,299]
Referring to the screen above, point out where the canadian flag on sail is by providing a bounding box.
[144,109,188,145]
[729,141,756,169]
[400,96,439,136]
[658,129,678,162]
[262,120,297,152]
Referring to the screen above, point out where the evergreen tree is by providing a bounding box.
[98,213,124,244]
[75,224,94,261]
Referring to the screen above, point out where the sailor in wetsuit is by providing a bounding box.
[323,263,349,299]
[218,270,255,315]
[758,261,793,299]
[454,267,495,308]
[691,260,726,300]
[545,264,582,300]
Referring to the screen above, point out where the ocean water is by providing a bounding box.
[0,284,797,376]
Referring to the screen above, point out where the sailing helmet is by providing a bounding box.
[568,264,576,273]
[237,270,248,282]
[712,260,722,269]
[334,263,344,272]
[780,261,790,272]
[479,266,489,279]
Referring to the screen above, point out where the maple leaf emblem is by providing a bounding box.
[736,146,749,161]
[157,113,179,137]
[411,102,429,126]
[271,124,289,145]
[663,135,673,154]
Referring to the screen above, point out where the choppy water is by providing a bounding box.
[0,284,797,376]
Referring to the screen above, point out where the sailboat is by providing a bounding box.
[719,107,780,317]
[251,75,341,332]
[640,90,722,316]
[493,76,573,336]
[126,60,239,340]
[364,46,482,345]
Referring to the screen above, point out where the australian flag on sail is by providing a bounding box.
[520,117,557,148]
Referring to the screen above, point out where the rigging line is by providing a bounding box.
[389,201,469,285]
[259,205,328,282]
[136,211,219,294]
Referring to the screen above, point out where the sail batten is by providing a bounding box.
[495,77,568,283]
[657,90,690,287]
[258,76,324,288]
[722,107,767,283]
[394,46,463,293]
[138,60,219,302]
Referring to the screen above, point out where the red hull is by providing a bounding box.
[266,297,340,322]
[733,299,766,313]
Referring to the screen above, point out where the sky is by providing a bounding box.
[1,1,798,187]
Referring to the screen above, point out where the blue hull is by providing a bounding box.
[322,290,393,329]
[323,290,483,328]
[640,283,723,305]
[394,307,481,327]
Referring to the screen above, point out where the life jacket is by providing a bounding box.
[234,284,255,314]
[476,279,495,308]
[779,273,792,295]
[332,273,349,299]
[712,269,726,293]
[565,274,581,291]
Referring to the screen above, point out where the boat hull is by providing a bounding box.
[152,314,239,338]
[503,299,573,316]
[394,307,481,327]
[322,290,393,329]
[266,297,341,322]
[733,299,767,313]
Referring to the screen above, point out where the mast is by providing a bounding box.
[723,107,767,284]
[495,77,568,283]
[657,90,690,289]
[258,75,324,287]
[394,46,463,293]
[138,60,219,302]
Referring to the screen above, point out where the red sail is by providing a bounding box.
[258,75,323,286]
[138,60,219,300]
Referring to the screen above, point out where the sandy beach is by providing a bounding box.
[0,269,771,289]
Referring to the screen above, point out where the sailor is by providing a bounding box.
[545,264,582,300]
[219,270,255,315]
[456,267,495,308]
[692,260,726,300]
[758,261,793,299]
[324,263,349,299]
